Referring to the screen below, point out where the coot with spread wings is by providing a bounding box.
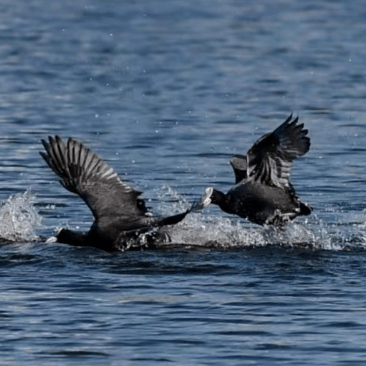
[200,114,312,227]
[41,136,202,251]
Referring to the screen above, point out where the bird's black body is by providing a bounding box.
[202,114,312,227]
[41,136,200,251]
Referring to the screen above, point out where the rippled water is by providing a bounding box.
[1,0,366,364]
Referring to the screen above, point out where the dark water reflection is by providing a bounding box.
[2,246,366,365]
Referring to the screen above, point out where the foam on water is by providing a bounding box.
[156,186,366,251]
[0,191,41,242]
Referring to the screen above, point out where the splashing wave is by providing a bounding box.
[156,186,366,251]
[0,191,41,242]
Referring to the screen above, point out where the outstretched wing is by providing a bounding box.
[230,154,248,184]
[40,136,149,222]
[246,114,310,188]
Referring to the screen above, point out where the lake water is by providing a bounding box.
[1,0,366,364]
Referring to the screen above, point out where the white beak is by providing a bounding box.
[46,236,57,244]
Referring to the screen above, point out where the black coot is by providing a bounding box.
[41,136,201,251]
[200,114,312,227]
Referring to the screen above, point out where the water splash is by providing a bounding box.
[156,186,366,251]
[0,191,41,242]
[156,185,192,214]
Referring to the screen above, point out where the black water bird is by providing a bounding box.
[41,136,202,252]
[200,114,312,227]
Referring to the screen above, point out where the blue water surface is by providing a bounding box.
[1,0,366,365]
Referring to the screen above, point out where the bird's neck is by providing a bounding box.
[56,229,90,246]
[211,189,232,214]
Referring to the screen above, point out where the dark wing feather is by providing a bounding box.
[40,136,149,221]
[246,114,310,187]
[230,154,248,184]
